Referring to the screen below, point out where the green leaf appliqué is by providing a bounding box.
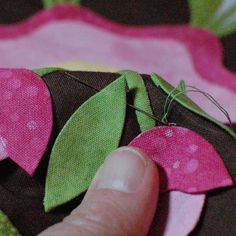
[120,70,155,131]
[189,0,236,36]
[44,76,127,211]
[0,210,20,236]
[43,0,80,8]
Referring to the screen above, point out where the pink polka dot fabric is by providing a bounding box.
[129,126,234,193]
[0,68,53,175]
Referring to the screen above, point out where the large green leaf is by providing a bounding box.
[151,74,236,139]
[121,70,155,131]
[189,0,236,36]
[43,0,80,8]
[0,210,20,236]
[44,76,127,211]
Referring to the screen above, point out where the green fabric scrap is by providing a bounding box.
[177,80,186,93]
[120,70,155,131]
[43,0,80,8]
[151,73,236,139]
[0,211,20,236]
[189,0,236,37]
[44,75,127,212]
[33,67,61,77]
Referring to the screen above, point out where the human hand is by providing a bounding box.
[39,147,159,236]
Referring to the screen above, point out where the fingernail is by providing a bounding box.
[94,147,148,193]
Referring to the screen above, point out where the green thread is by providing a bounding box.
[151,73,236,139]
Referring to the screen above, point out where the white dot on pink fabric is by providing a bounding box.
[184,159,199,174]
[220,178,233,186]
[0,137,8,159]
[165,129,173,137]
[26,86,39,97]
[30,137,43,150]
[151,137,167,151]
[173,160,181,169]
[8,79,22,89]
[188,144,199,153]
[27,121,38,130]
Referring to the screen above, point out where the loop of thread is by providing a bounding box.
[162,84,233,128]
[64,71,233,129]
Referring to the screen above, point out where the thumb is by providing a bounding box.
[39,147,159,236]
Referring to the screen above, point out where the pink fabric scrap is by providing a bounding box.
[0,68,53,175]
[129,126,234,193]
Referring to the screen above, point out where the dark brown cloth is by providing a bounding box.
[0,70,235,235]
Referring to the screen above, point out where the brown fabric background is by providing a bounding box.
[0,70,235,235]
[0,1,235,235]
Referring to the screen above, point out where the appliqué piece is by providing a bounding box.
[189,0,236,36]
[0,68,53,175]
[44,76,127,212]
[0,210,21,235]
[151,74,236,139]
[129,126,234,193]
[121,70,155,131]
[151,191,205,236]
[43,0,80,8]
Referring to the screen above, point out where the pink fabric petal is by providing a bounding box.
[150,191,205,236]
[0,68,53,175]
[0,5,235,123]
[129,126,233,193]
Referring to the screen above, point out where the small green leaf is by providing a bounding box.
[151,74,236,139]
[43,0,80,8]
[0,210,20,236]
[33,67,61,77]
[189,0,222,26]
[120,70,155,131]
[177,80,186,93]
[189,0,236,37]
[44,76,127,211]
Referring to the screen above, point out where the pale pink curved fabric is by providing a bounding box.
[129,126,233,193]
[0,5,235,122]
[151,191,205,236]
[0,68,53,175]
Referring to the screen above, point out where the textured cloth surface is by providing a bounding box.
[189,0,236,37]
[129,126,233,193]
[0,71,234,235]
[0,210,20,235]
[45,76,127,211]
[0,68,53,175]
[150,191,205,236]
